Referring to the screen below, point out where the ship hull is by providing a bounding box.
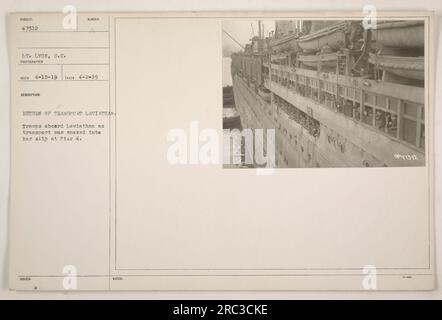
[231,74,424,168]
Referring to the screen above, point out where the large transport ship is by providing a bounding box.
[228,20,425,168]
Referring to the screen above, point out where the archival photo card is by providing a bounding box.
[8,11,434,291]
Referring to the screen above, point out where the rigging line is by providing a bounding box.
[222,29,245,50]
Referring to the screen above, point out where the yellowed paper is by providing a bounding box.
[8,11,435,291]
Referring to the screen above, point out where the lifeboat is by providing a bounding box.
[368,53,424,81]
[222,108,241,129]
[298,52,338,70]
[297,22,347,53]
[269,34,300,53]
[372,20,424,49]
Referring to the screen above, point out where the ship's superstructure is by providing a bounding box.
[228,20,425,167]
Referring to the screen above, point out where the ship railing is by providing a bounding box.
[267,69,425,152]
